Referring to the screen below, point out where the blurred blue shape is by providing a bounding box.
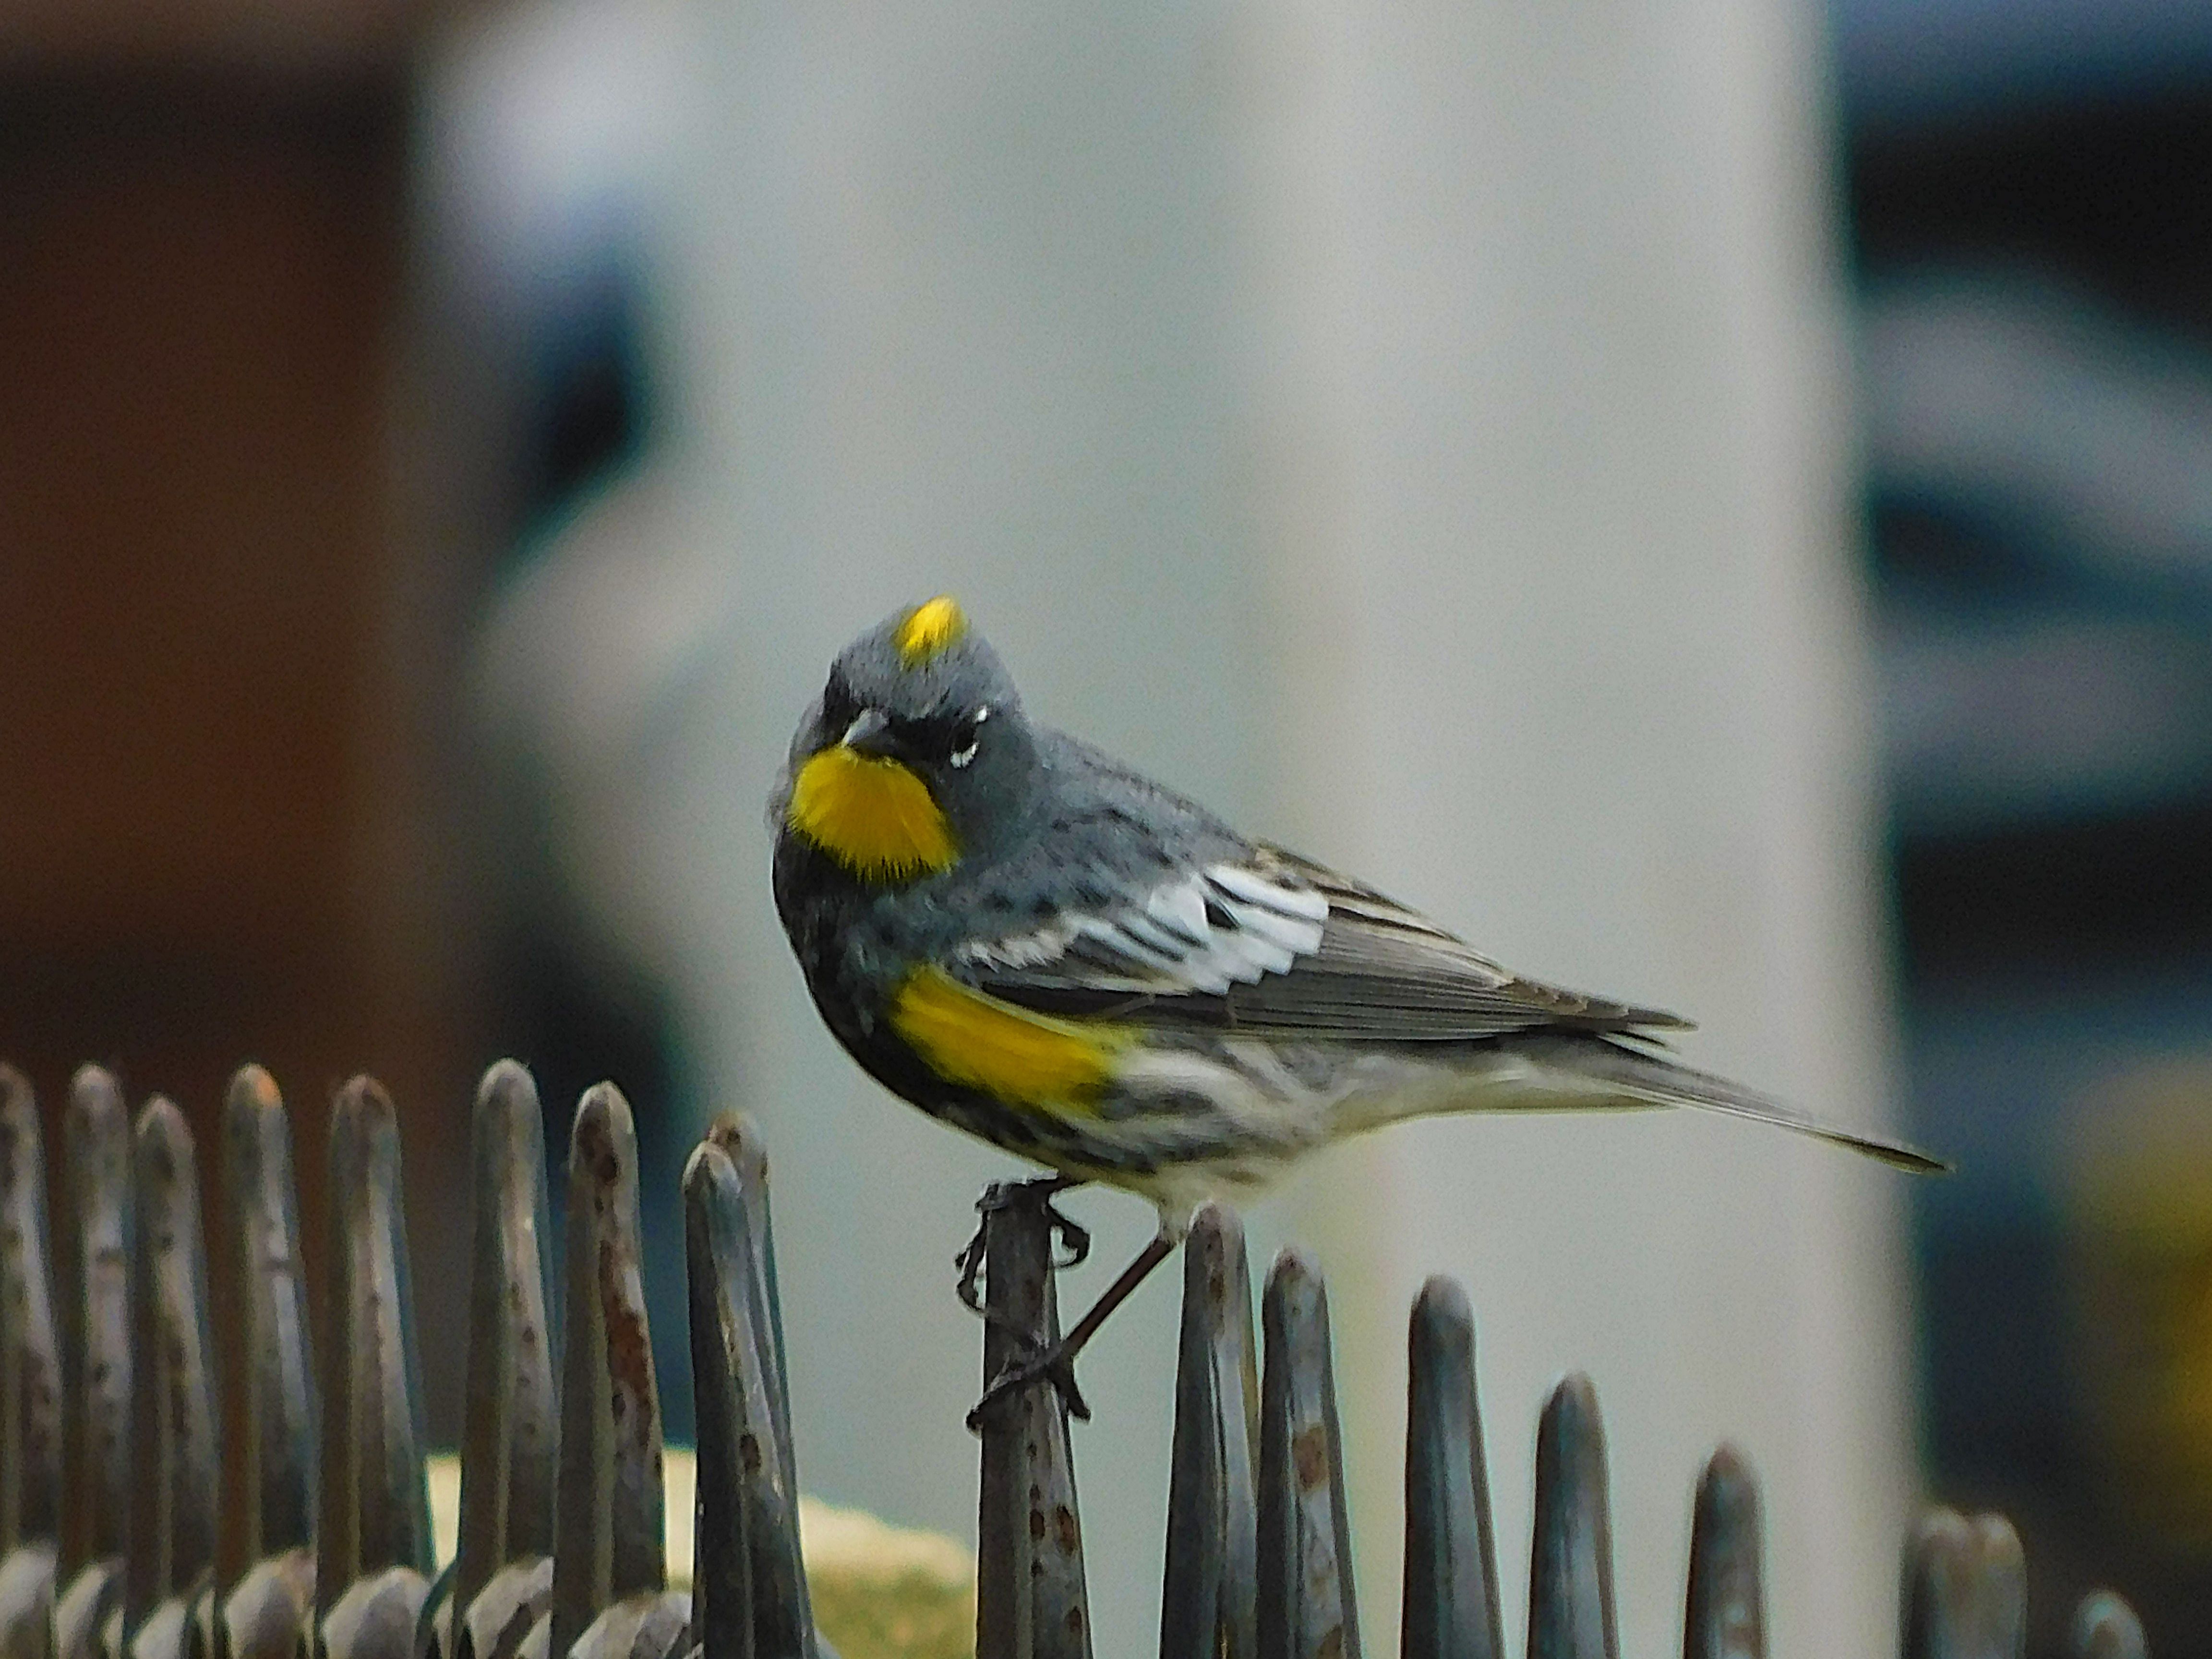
[1878,611,2212,832]
[1906,962,2212,1200]
[1862,276,2212,832]
[1864,276,2212,603]
[1835,0,2212,127]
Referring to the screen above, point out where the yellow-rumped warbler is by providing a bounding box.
[772,596,1942,1416]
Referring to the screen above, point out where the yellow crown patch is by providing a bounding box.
[894,595,967,665]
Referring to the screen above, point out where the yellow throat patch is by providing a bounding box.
[894,595,966,665]
[788,745,958,880]
[890,967,1128,1113]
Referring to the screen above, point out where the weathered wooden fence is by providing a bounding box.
[0,1060,2151,1659]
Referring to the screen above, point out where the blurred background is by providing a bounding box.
[5,0,2212,1652]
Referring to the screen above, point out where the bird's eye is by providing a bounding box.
[948,705,990,769]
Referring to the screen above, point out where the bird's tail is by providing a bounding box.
[1485,1032,1949,1174]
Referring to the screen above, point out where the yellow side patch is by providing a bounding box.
[788,746,959,880]
[890,968,1128,1114]
[894,595,967,665]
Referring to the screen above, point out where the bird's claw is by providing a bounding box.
[951,1175,1096,1429]
[966,1339,1090,1432]
[1049,1209,1091,1269]
[953,1227,988,1315]
[952,1175,1088,1316]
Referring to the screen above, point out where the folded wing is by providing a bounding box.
[955,844,1691,1041]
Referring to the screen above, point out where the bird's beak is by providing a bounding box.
[839,708,899,760]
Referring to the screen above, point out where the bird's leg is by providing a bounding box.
[967,1229,1177,1431]
[953,1174,1089,1325]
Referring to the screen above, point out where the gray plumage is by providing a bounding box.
[772,600,1944,1240]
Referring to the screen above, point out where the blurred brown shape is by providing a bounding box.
[0,1,469,78]
[0,17,486,1447]
[0,73,408,1085]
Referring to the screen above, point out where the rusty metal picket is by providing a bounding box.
[0,1067,60,1659]
[0,1058,2156,1659]
[964,1186,2154,1659]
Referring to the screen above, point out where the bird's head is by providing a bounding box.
[780,596,1039,883]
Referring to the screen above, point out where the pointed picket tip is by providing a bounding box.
[451,1059,558,1641]
[1900,1509,2025,1659]
[565,1589,693,1659]
[0,1063,62,1555]
[221,1549,317,1659]
[125,1097,219,1644]
[0,1540,54,1659]
[695,1114,798,1510]
[60,1063,132,1565]
[57,1067,132,1659]
[1528,1373,1617,1659]
[223,1063,318,1566]
[2070,1591,2147,1659]
[552,1083,668,1659]
[683,1134,814,1659]
[318,1564,433,1659]
[1257,1248,1360,1659]
[1683,1445,1763,1659]
[317,1075,434,1617]
[453,1559,555,1659]
[1403,1275,1503,1659]
[1160,1202,1257,1659]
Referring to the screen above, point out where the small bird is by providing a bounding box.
[771,597,1943,1420]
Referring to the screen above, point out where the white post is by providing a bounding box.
[458,0,1915,1645]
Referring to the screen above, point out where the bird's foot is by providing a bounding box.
[952,1175,1089,1319]
[967,1336,1089,1431]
